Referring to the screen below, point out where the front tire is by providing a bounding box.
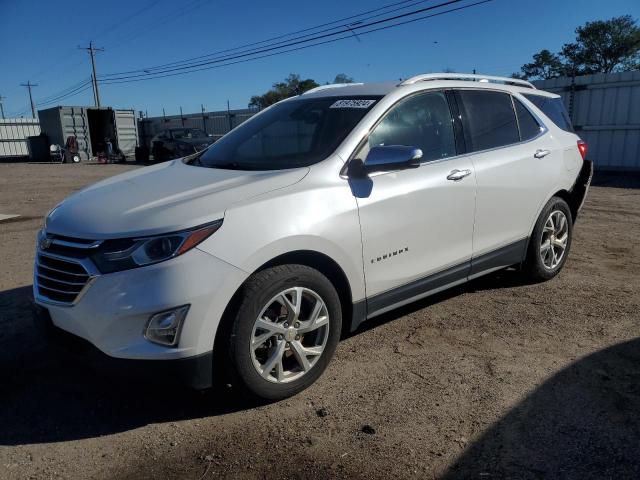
[522,196,573,282]
[224,265,342,401]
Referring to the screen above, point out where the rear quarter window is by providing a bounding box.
[523,94,574,133]
[514,98,544,141]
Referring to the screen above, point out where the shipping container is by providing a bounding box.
[0,118,41,158]
[38,106,138,160]
[534,71,640,171]
[27,135,50,161]
[38,106,91,160]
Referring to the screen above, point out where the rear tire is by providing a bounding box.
[522,196,573,282]
[222,264,342,401]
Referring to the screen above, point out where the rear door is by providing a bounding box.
[352,90,476,314]
[454,89,560,274]
[113,109,138,158]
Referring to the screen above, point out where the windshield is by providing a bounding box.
[173,128,207,139]
[194,96,381,170]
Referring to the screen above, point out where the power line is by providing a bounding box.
[40,83,94,107]
[20,82,38,118]
[37,80,94,107]
[101,0,468,81]
[100,0,491,85]
[9,79,95,117]
[35,78,92,105]
[102,0,434,77]
[106,0,210,50]
[79,41,104,107]
[102,0,448,79]
[90,0,164,44]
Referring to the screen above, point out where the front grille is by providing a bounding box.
[36,253,93,305]
[35,236,99,305]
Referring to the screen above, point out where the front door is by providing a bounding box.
[350,91,476,315]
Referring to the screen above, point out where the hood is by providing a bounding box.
[45,160,308,239]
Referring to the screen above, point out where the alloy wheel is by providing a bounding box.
[250,287,330,383]
[540,210,569,269]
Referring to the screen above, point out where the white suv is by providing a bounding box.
[34,73,592,400]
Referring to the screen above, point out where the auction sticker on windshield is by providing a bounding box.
[330,99,377,109]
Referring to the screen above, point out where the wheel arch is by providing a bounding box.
[522,188,576,269]
[212,250,357,378]
[259,250,354,331]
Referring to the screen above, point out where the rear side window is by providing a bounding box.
[456,90,519,152]
[514,98,543,141]
[368,91,456,162]
[523,94,573,132]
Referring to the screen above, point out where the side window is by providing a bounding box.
[523,94,574,132]
[367,91,456,162]
[456,90,519,152]
[514,98,543,141]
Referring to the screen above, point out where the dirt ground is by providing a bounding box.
[0,163,639,479]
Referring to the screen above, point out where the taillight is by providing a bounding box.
[577,140,587,160]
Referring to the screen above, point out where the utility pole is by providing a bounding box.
[201,104,207,135]
[20,82,38,118]
[0,94,6,119]
[79,41,104,107]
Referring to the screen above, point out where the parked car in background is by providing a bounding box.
[34,73,592,402]
[150,128,214,162]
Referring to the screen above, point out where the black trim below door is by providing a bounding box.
[367,261,470,316]
[469,238,527,276]
[351,238,529,331]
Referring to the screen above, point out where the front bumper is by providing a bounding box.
[33,304,213,389]
[34,246,248,362]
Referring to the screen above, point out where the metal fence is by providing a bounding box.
[138,108,257,147]
[534,71,640,171]
[0,118,41,158]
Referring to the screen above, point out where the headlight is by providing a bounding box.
[91,220,222,274]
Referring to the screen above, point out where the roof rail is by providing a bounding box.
[302,83,364,95]
[399,73,535,89]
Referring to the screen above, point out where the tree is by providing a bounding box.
[249,74,319,109]
[561,15,640,74]
[516,15,640,79]
[520,49,565,80]
[333,73,354,84]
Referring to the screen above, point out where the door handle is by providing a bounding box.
[447,169,472,181]
[534,149,551,159]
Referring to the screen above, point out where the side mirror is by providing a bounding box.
[349,145,422,177]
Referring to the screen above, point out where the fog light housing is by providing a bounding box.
[144,305,190,347]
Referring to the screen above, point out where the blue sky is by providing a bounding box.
[1,0,638,117]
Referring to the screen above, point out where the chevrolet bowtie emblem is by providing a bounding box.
[39,235,53,250]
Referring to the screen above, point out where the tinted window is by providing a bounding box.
[368,91,456,162]
[514,98,543,141]
[196,96,380,170]
[523,94,573,132]
[457,90,519,152]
